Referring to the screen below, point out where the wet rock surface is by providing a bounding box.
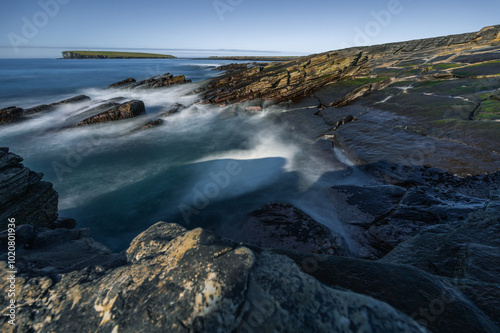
[0,95,91,125]
[76,100,146,126]
[224,202,350,256]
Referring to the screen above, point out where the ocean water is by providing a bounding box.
[0,58,361,251]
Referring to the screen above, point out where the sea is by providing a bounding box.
[0,58,365,251]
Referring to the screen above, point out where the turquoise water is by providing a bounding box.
[0,58,355,251]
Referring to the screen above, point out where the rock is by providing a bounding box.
[380,209,500,328]
[275,248,499,333]
[0,106,24,124]
[139,119,164,130]
[0,222,427,332]
[224,202,350,256]
[131,73,192,89]
[1,95,91,124]
[25,95,91,114]
[53,217,77,229]
[330,183,490,259]
[204,25,500,105]
[65,101,120,125]
[76,100,146,126]
[0,224,36,250]
[0,226,125,276]
[108,78,136,89]
[0,149,58,230]
[214,63,249,73]
[330,78,395,108]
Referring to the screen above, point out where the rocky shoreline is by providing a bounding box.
[1,25,499,332]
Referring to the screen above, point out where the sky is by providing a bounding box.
[0,0,499,58]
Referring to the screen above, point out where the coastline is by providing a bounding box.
[1,24,499,332]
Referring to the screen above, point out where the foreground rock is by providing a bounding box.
[0,95,90,125]
[0,222,427,333]
[224,202,350,256]
[0,148,58,230]
[77,100,146,126]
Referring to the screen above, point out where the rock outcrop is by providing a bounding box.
[108,78,136,88]
[0,95,90,125]
[76,100,146,126]
[108,73,192,90]
[0,148,58,230]
[203,25,500,105]
[0,222,428,333]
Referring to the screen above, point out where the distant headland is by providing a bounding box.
[62,51,176,59]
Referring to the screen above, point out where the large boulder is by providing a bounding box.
[0,148,58,230]
[76,100,146,126]
[0,222,427,333]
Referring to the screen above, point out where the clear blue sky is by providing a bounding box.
[0,0,499,58]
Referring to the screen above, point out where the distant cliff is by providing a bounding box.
[62,51,176,59]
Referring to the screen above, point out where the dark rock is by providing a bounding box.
[330,182,491,259]
[158,103,184,117]
[0,149,58,230]
[224,202,350,256]
[139,119,164,129]
[0,106,24,124]
[108,78,136,89]
[24,95,91,115]
[214,63,249,73]
[77,100,146,126]
[53,217,77,229]
[131,73,192,89]
[0,224,36,250]
[24,104,53,114]
[56,95,91,105]
[0,226,125,277]
[65,101,120,125]
[0,222,427,332]
[276,248,499,333]
[380,209,500,327]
